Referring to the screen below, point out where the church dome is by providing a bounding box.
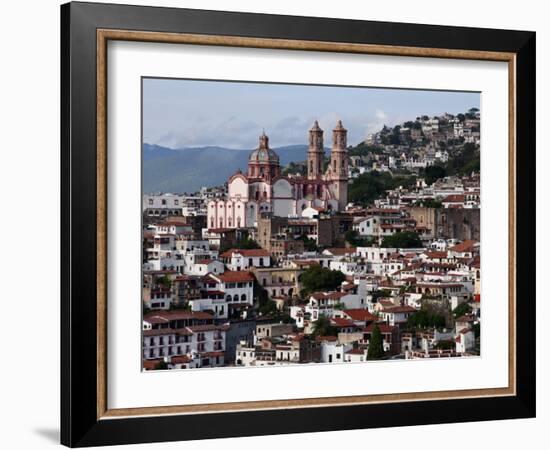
[249,131,280,164]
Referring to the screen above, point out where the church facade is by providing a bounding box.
[207,120,349,229]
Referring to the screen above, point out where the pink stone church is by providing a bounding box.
[207,120,349,229]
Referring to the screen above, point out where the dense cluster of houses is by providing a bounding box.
[142,212,480,370]
[142,111,481,371]
[351,110,480,176]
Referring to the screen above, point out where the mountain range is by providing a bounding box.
[143,143,313,194]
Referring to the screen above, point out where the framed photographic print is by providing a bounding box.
[61,1,536,447]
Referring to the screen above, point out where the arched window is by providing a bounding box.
[226,295,232,302]
[237,217,241,227]
[233,294,239,302]
[310,161,313,173]
[255,191,259,200]
[333,160,337,170]
[228,218,232,227]
[241,294,247,302]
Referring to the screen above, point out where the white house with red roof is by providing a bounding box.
[448,240,478,259]
[307,290,367,321]
[142,310,228,369]
[344,347,368,363]
[378,304,418,326]
[220,248,271,271]
[340,308,377,327]
[185,258,225,276]
[204,271,255,306]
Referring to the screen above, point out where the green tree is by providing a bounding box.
[424,164,447,185]
[237,237,261,249]
[348,171,417,206]
[157,274,171,289]
[371,289,392,302]
[312,315,337,337]
[434,340,454,350]
[299,265,346,297]
[381,231,422,248]
[297,234,318,252]
[345,230,375,247]
[154,360,168,370]
[407,309,446,329]
[452,302,473,318]
[348,142,384,157]
[414,198,442,208]
[445,142,480,176]
[367,323,385,360]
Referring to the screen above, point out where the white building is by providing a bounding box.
[221,248,271,271]
[320,340,352,363]
[142,319,227,369]
[203,271,255,306]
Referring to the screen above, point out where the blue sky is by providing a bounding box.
[143,78,480,149]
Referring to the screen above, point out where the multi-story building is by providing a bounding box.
[142,310,227,369]
[220,248,271,271]
[207,121,349,229]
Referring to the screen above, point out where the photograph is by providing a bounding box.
[141,78,482,371]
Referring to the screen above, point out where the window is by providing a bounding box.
[148,199,153,205]
[162,199,166,205]
[241,293,247,302]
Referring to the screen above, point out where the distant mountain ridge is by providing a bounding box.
[143,143,311,194]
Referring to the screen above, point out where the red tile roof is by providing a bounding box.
[310,291,347,301]
[456,314,476,323]
[343,309,377,322]
[442,194,465,203]
[346,348,366,355]
[201,351,225,358]
[325,247,357,256]
[382,305,417,314]
[169,355,192,364]
[221,248,270,258]
[330,317,357,328]
[214,270,255,283]
[424,251,447,259]
[143,359,163,370]
[144,310,213,322]
[143,328,175,337]
[364,323,396,333]
[449,240,477,253]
